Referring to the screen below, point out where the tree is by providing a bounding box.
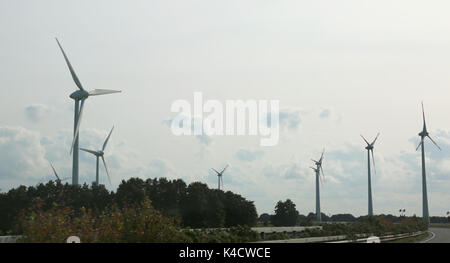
[115,177,146,206]
[145,177,186,220]
[272,199,299,226]
[258,213,271,226]
[330,213,356,222]
[222,191,257,227]
[0,176,259,232]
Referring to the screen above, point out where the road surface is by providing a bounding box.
[421,227,450,243]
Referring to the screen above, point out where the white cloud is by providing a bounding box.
[278,107,303,130]
[319,109,331,119]
[235,148,264,162]
[0,126,48,185]
[24,104,52,123]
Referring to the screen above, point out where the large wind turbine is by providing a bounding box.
[416,102,441,225]
[360,133,380,216]
[311,149,325,222]
[80,126,114,185]
[56,38,121,185]
[211,164,229,190]
[49,161,71,183]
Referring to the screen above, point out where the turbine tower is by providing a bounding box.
[80,126,114,185]
[311,149,325,222]
[416,102,441,225]
[211,164,229,190]
[360,133,380,216]
[56,38,121,185]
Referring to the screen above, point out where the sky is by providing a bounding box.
[0,0,449,217]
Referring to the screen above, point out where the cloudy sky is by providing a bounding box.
[1,0,450,217]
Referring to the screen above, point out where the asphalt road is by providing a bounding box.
[421,227,450,243]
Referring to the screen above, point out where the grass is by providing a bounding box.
[384,232,430,243]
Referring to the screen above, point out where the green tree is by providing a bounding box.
[145,177,186,220]
[272,199,299,226]
[115,177,146,206]
[223,191,257,227]
[181,182,211,228]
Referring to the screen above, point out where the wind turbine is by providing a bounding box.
[55,38,121,185]
[311,149,325,222]
[416,102,441,225]
[80,126,114,185]
[361,132,380,216]
[211,164,229,190]
[49,161,71,183]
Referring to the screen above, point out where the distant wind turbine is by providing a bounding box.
[80,126,114,185]
[311,149,325,222]
[361,132,380,216]
[416,102,441,225]
[55,38,121,185]
[211,164,229,190]
[49,161,71,183]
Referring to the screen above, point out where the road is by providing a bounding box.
[421,227,450,243]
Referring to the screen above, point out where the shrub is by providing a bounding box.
[17,197,188,243]
[180,225,260,243]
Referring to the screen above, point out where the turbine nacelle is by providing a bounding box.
[70,90,90,100]
[365,145,374,150]
[311,159,321,166]
[80,149,104,157]
[418,130,429,137]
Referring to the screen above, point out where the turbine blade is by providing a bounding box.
[320,165,325,179]
[80,148,99,155]
[88,89,121,96]
[55,38,84,91]
[211,168,220,175]
[427,135,441,150]
[360,135,370,146]
[416,139,423,151]
[372,132,380,145]
[49,161,60,181]
[311,159,318,163]
[221,175,224,189]
[101,156,112,186]
[102,126,114,151]
[70,99,86,155]
[371,149,376,174]
[220,164,229,174]
[319,149,325,162]
[422,101,428,132]
[422,101,426,124]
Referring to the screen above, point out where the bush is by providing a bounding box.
[17,197,188,243]
[181,225,260,243]
[265,232,289,240]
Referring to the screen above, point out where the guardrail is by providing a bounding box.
[255,231,426,243]
[327,231,426,243]
[251,226,322,233]
[0,236,23,243]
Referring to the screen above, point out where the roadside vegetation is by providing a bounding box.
[0,179,432,242]
[0,177,257,235]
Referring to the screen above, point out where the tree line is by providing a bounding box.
[259,199,447,226]
[0,177,258,234]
